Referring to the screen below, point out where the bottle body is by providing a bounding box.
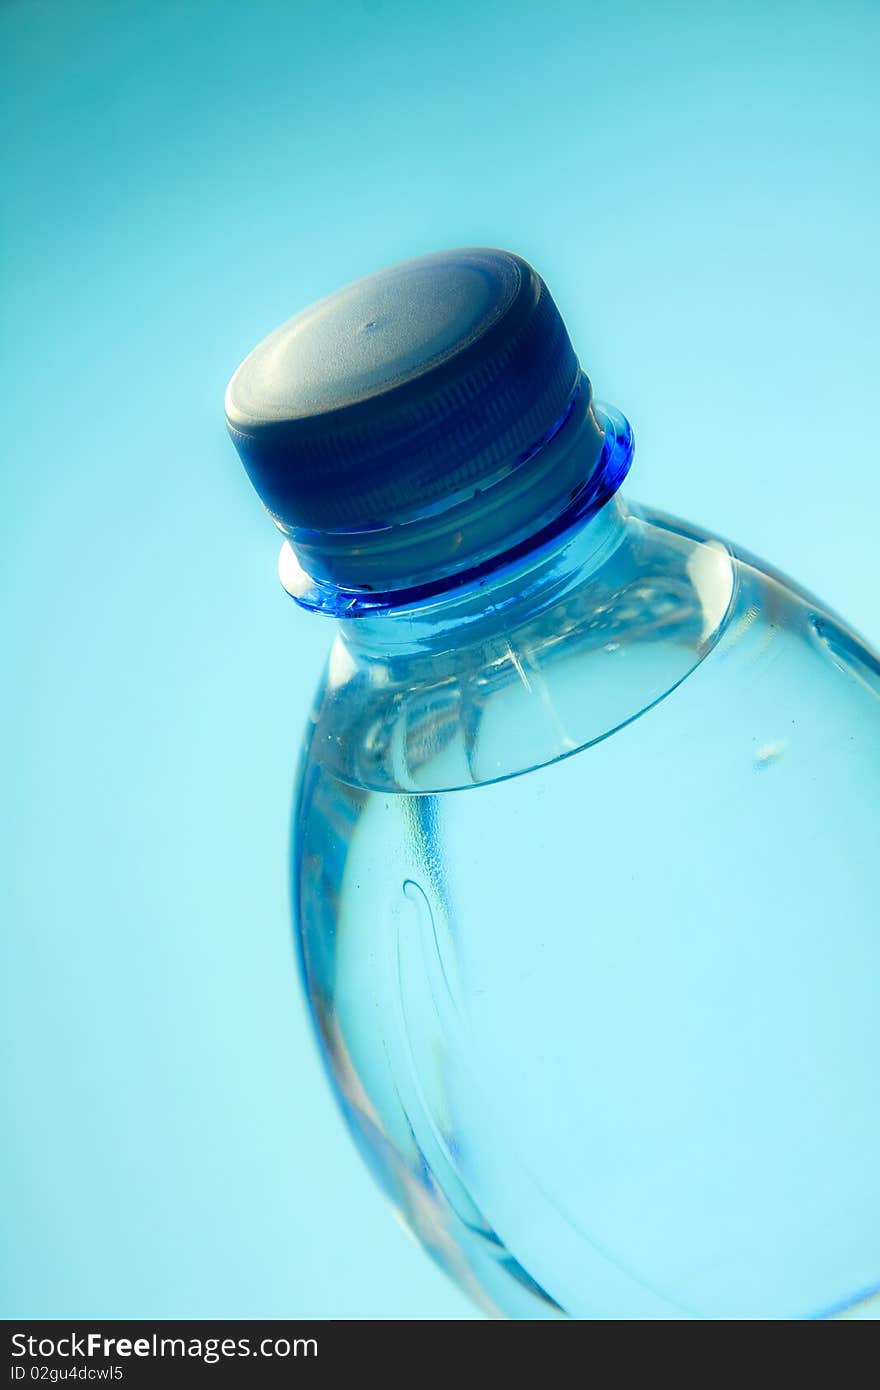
[293,499,880,1319]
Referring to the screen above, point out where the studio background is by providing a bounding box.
[3,0,877,1319]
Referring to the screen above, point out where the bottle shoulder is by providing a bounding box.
[301,504,880,795]
[302,504,746,792]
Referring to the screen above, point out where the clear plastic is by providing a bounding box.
[292,419,880,1320]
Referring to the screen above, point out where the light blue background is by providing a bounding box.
[3,0,878,1319]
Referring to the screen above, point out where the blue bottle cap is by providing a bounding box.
[225,248,608,592]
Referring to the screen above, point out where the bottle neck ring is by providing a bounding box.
[280,402,634,620]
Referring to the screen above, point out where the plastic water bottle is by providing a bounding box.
[225,249,880,1320]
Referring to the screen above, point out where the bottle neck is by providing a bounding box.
[279,403,635,656]
[304,492,738,794]
[334,493,630,657]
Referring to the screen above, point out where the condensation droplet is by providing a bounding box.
[754,739,786,770]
